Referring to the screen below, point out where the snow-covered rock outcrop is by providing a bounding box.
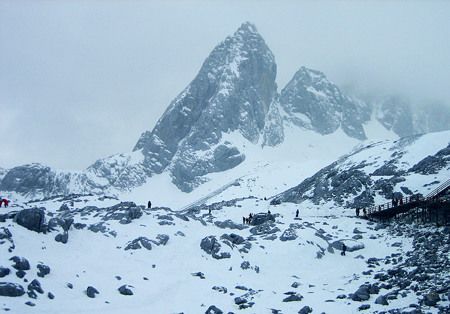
[272,130,450,208]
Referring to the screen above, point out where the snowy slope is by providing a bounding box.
[272,130,450,208]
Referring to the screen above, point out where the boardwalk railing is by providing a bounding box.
[426,178,450,199]
[361,178,449,220]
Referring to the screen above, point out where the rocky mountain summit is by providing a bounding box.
[134,22,280,192]
[1,22,449,198]
[280,66,371,140]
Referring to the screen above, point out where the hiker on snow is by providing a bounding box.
[341,243,347,256]
[147,201,152,209]
[296,209,299,218]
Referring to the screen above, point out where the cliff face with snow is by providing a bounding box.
[1,22,449,198]
[133,22,280,192]
[280,67,371,140]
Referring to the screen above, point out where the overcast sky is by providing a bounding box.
[1,0,449,170]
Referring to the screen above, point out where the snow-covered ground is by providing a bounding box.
[3,195,439,314]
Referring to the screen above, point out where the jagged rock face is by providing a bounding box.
[280,67,371,140]
[0,163,107,198]
[134,22,279,191]
[376,96,415,137]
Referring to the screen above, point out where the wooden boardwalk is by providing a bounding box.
[361,179,450,223]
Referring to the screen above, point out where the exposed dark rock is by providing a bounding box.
[423,291,440,306]
[124,237,153,251]
[200,236,230,259]
[14,208,46,233]
[351,285,370,301]
[28,279,43,294]
[205,305,223,314]
[249,222,280,236]
[250,213,275,226]
[37,263,50,278]
[0,282,25,297]
[280,228,297,241]
[9,256,30,271]
[0,267,10,278]
[118,285,134,296]
[234,297,247,305]
[55,232,69,244]
[220,233,245,245]
[86,286,99,298]
[358,304,370,311]
[282,293,303,302]
[375,295,389,305]
[191,272,205,279]
[47,292,55,299]
[212,286,227,294]
[298,306,313,314]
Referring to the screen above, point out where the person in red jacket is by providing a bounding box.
[3,199,9,207]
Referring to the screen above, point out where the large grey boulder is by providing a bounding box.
[0,282,25,297]
[14,208,46,233]
[250,213,275,226]
[200,236,231,259]
[124,237,153,251]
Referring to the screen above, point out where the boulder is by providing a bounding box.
[14,208,46,233]
[298,306,313,314]
[86,286,99,298]
[205,305,223,314]
[331,239,364,252]
[283,293,303,302]
[351,285,370,301]
[118,284,134,296]
[249,222,280,236]
[28,279,44,294]
[37,263,51,278]
[250,213,275,226]
[9,256,30,271]
[375,295,388,305]
[221,233,245,245]
[200,236,230,259]
[0,282,25,297]
[55,232,69,244]
[125,237,153,251]
[0,267,10,278]
[280,228,298,241]
[423,291,440,306]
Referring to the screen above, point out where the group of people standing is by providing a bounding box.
[242,213,254,225]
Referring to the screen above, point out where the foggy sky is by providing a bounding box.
[1,0,449,170]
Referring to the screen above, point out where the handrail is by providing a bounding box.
[426,178,450,199]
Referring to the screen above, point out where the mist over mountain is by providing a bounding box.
[0,22,449,199]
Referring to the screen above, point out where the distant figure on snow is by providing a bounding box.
[208,208,211,215]
[1,199,9,208]
[356,208,360,217]
[296,209,299,218]
[363,208,367,217]
[147,201,152,209]
[267,210,271,215]
[341,243,347,256]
